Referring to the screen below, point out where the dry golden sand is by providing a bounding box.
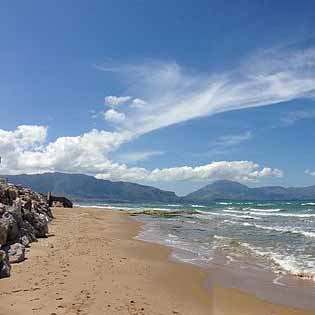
[0,207,314,315]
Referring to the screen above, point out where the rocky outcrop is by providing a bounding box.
[47,193,73,208]
[0,181,52,278]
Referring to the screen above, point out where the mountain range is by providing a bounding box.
[185,179,315,202]
[2,173,315,203]
[4,173,178,203]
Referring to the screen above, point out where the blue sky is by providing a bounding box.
[0,0,315,195]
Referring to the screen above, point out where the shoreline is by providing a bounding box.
[0,207,314,315]
[134,213,315,311]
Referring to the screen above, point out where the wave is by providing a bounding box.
[251,211,315,218]
[223,208,315,218]
[222,220,315,239]
[301,202,315,206]
[223,209,281,216]
[74,204,137,211]
[254,223,315,239]
[247,208,283,212]
[195,210,256,220]
[232,242,315,280]
[191,204,206,208]
[270,254,315,281]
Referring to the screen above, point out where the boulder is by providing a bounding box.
[24,212,48,238]
[0,250,11,278]
[20,235,31,247]
[20,221,37,243]
[8,243,25,264]
[0,220,8,246]
[34,213,49,237]
[4,187,16,205]
[0,203,6,216]
[0,212,19,244]
[22,198,32,212]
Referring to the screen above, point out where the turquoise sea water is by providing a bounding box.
[77,201,315,282]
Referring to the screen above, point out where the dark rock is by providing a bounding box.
[1,212,19,244]
[20,235,31,247]
[0,250,10,278]
[8,243,25,263]
[20,221,37,243]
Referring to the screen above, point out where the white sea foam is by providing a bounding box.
[248,208,282,212]
[75,204,137,211]
[167,233,178,239]
[251,211,315,218]
[213,235,231,241]
[223,208,315,218]
[301,202,315,206]
[272,275,286,286]
[195,210,256,220]
[191,204,206,208]
[270,254,315,281]
[223,219,315,239]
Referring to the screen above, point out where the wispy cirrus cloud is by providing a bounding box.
[204,131,252,157]
[281,109,315,125]
[97,47,315,137]
[117,150,164,164]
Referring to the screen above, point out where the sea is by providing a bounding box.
[76,200,315,307]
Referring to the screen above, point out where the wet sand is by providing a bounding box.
[0,207,314,315]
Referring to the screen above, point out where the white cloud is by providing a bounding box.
[0,125,47,149]
[104,95,131,107]
[0,126,282,185]
[103,109,126,123]
[131,98,147,108]
[96,161,283,182]
[305,169,315,176]
[118,150,164,163]
[0,126,132,175]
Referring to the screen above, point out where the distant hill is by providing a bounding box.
[185,180,315,202]
[3,174,315,203]
[4,173,180,203]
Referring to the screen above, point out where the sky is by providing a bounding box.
[0,0,315,195]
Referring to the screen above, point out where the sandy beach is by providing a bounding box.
[0,207,314,315]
